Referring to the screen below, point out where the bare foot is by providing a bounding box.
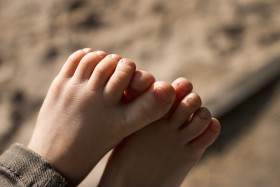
[99,77,221,187]
[28,49,175,185]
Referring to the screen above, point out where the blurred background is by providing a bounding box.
[0,0,279,186]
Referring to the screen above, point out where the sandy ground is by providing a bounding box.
[0,0,280,186]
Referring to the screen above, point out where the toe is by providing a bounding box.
[124,70,155,102]
[59,49,89,78]
[172,78,193,100]
[170,92,202,128]
[189,118,221,150]
[87,54,122,91]
[123,81,175,135]
[82,48,94,53]
[104,58,136,104]
[129,70,155,92]
[169,78,193,114]
[180,107,212,144]
[73,50,107,81]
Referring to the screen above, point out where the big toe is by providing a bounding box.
[124,81,175,134]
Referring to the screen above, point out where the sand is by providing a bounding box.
[0,0,280,186]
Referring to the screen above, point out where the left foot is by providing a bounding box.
[99,78,221,187]
[28,49,176,185]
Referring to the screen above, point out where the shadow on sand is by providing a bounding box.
[205,58,280,155]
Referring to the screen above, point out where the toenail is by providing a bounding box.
[82,48,93,53]
[96,50,106,57]
[199,108,211,119]
[110,54,121,60]
[187,93,199,107]
[210,122,220,132]
[178,81,192,92]
[120,59,135,67]
[154,87,173,104]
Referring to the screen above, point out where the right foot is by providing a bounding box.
[27,49,176,185]
[99,78,221,187]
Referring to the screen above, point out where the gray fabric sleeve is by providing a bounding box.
[0,143,69,187]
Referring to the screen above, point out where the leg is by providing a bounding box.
[28,49,176,185]
[99,77,221,187]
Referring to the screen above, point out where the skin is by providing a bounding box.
[99,77,221,187]
[28,49,176,186]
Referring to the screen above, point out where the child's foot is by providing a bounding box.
[99,77,221,187]
[27,49,176,185]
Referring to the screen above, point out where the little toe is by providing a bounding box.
[59,49,89,78]
[189,118,221,150]
[104,58,136,104]
[180,107,212,144]
[124,81,175,134]
[124,70,155,102]
[88,54,122,91]
[170,92,202,128]
[73,50,107,81]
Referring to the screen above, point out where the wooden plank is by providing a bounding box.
[205,58,280,117]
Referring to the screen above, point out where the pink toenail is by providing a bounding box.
[111,54,121,60]
[154,87,172,104]
[83,48,93,53]
[177,82,191,92]
[199,108,211,119]
[96,50,106,57]
[187,94,198,107]
[210,122,220,132]
[120,59,135,67]
[120,59,127,64]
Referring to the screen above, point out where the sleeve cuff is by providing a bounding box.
[0,143,69,187]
